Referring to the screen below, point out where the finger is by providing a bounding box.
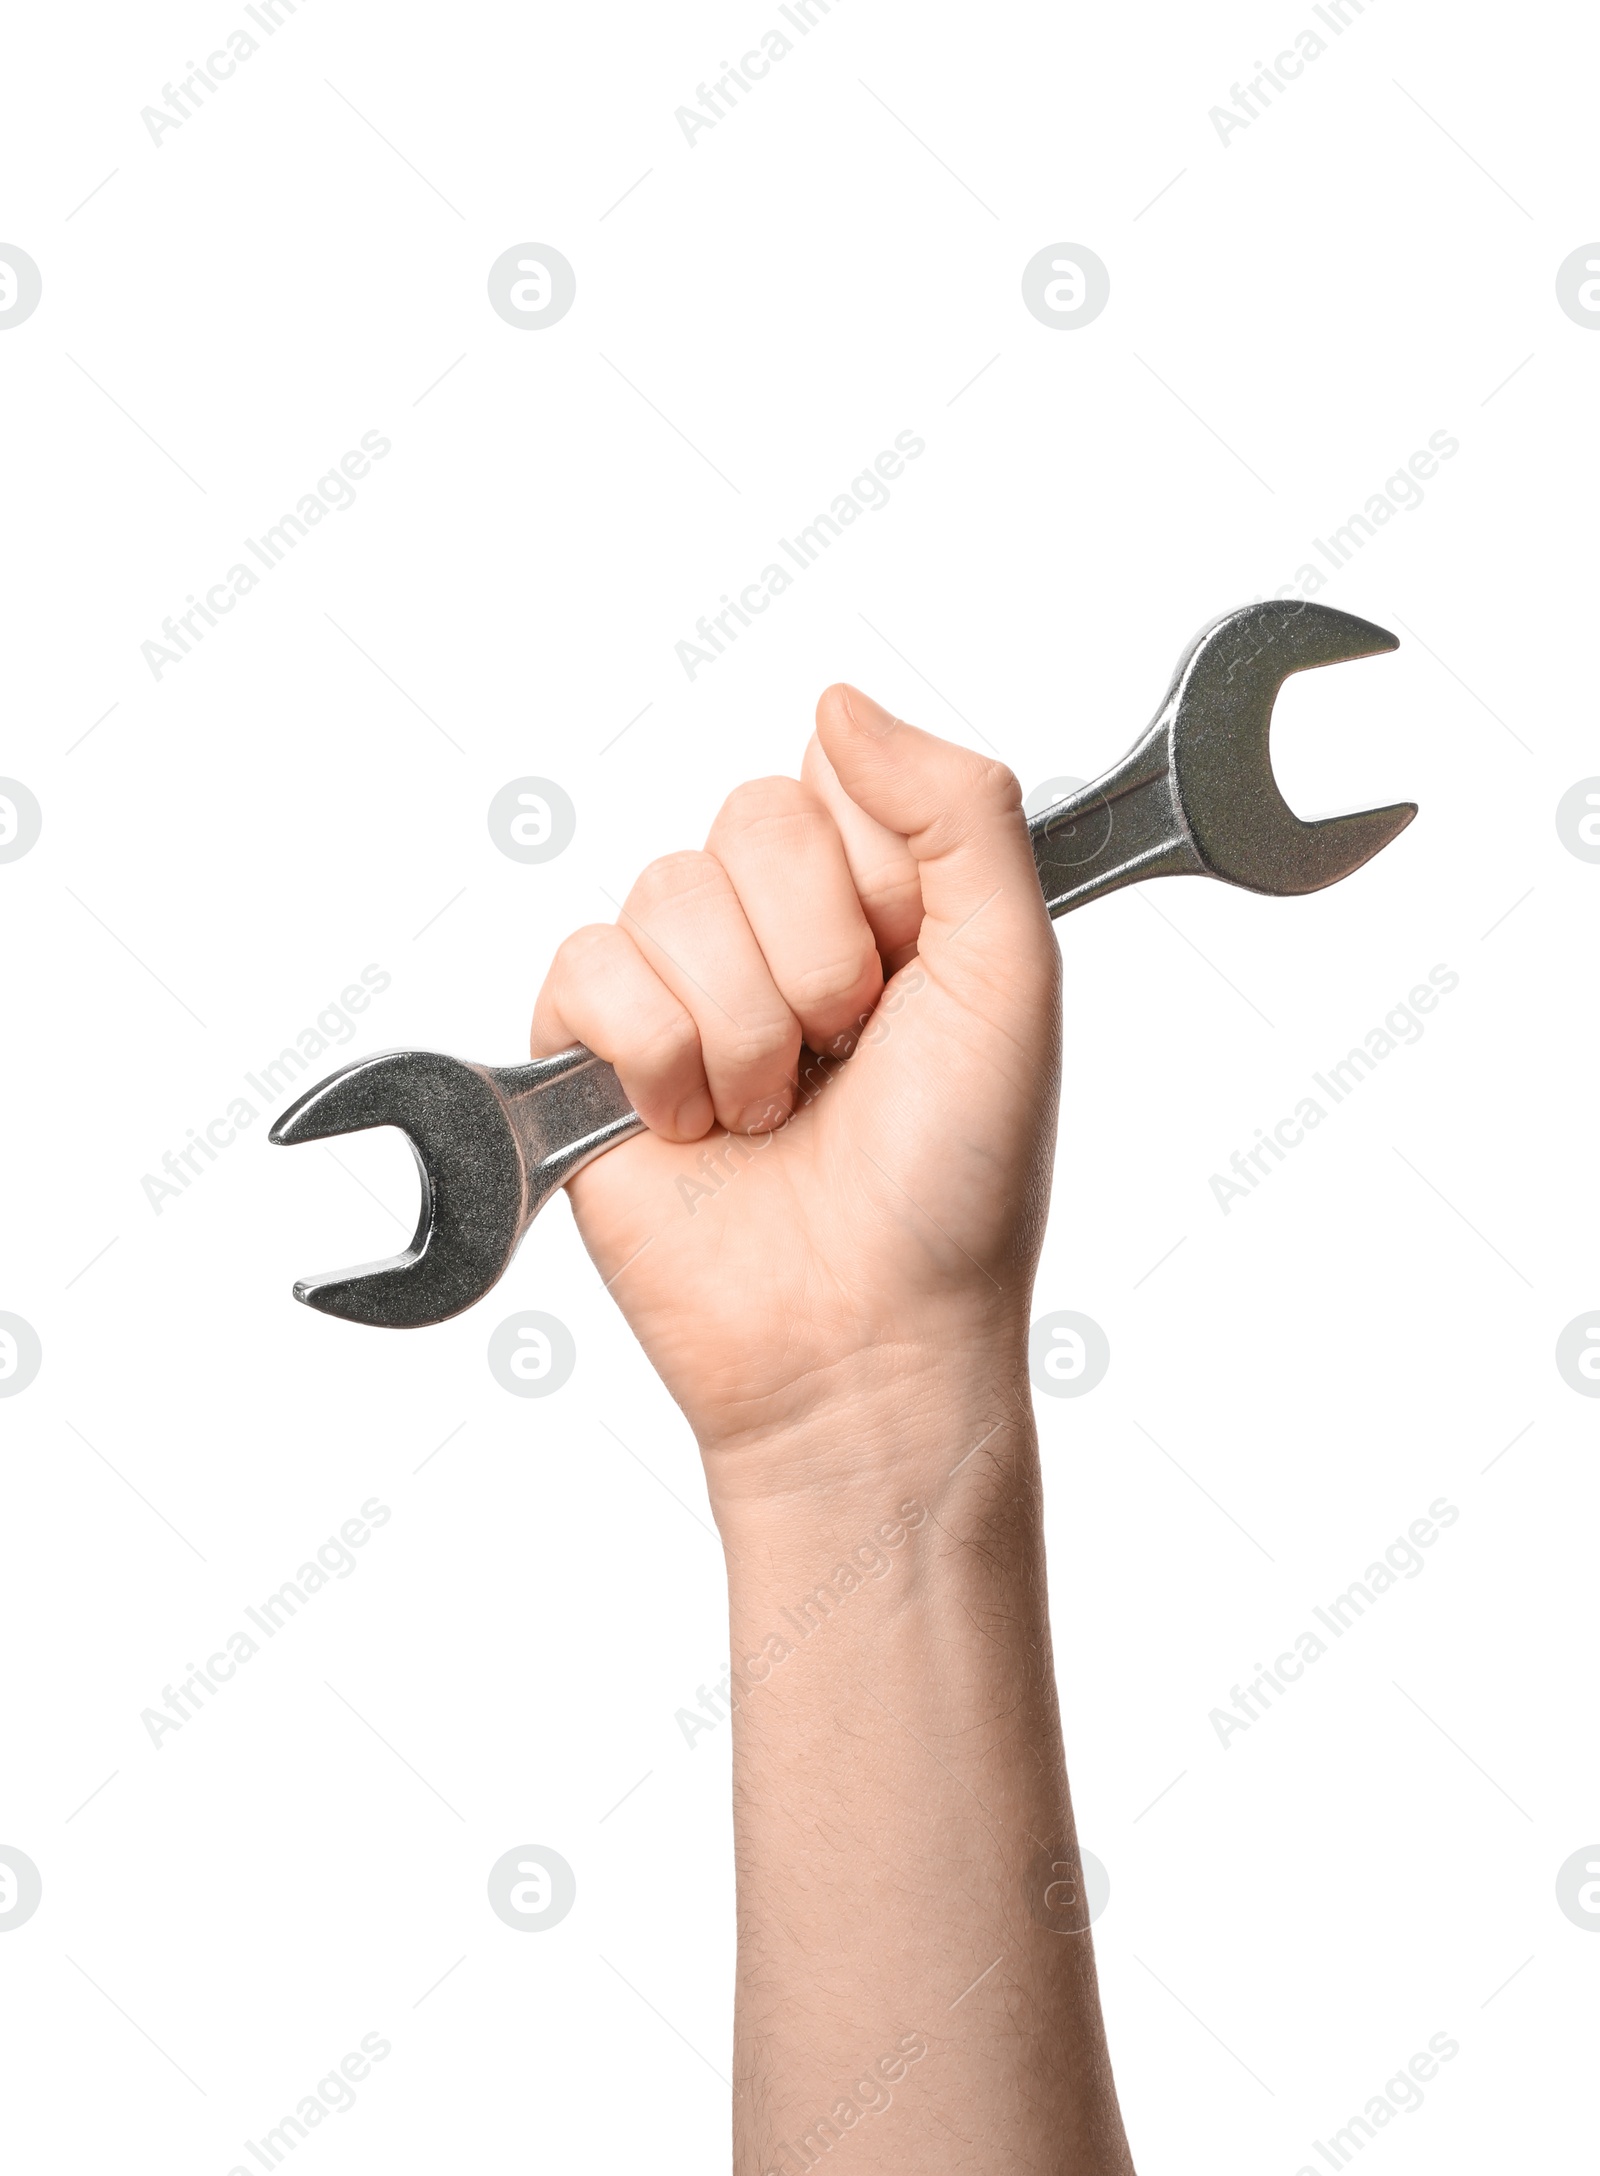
[813,683,1046,957]
[530,923,713,1143]
[800,735,924,971]
[706,776,882,1054]
[619,851,801,1134]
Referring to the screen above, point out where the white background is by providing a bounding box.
[1,1,1595,2169]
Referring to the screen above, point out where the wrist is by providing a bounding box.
[699,1339,1035,1541]
[717,1393,1059,1776]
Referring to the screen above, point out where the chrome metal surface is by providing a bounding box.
[273,600,1411,1328]
[1029,599,1412,915]
[271,1047,641,1328]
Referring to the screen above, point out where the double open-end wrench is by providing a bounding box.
[271,599,1413,1328]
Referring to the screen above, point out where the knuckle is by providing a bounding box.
[722,1017,796,1075]
[917,758,1022,859]
[787,946,878,1019]
[712,776,820,848]
[973,757,1022,811]
[629,850,725,912]
[542,925,619,1016]
[634,1009,700,1080]
[857,863,922,915]
[720,774,809,822]
[553,923,616,975]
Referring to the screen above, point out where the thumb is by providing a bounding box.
[814,683,1047,953]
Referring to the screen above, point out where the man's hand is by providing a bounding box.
[532,687,1131,2174]
[530,684,1061,1492]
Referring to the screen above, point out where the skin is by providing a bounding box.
[532,685,1135,2174]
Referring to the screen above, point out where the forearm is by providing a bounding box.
[544,684,1102,2162]
[713,1372,1134,2176]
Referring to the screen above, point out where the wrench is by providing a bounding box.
[271,599,1413,1328]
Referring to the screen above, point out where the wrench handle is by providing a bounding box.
[508,754,1196,1188]
[484,1047,646,1217]
[1028,725,1199,918]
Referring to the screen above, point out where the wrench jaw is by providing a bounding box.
[1241,795,1418,895]
[269,1045,647,1328]
[269,1051,529,1329]
[1167,600,1415,896]
[1030,601,1411,916]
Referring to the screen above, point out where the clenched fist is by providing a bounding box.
[530,682,1062,1491]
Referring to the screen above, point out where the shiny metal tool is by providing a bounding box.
[271,599,1413,1328]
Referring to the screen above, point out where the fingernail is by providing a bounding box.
[839,684,898,739]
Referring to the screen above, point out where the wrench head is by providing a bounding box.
[269,1050,525,1329]
[1165,600,1414,894]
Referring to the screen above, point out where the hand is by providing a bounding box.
[529,684,1062,1491]
[534,688,1132,2173]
